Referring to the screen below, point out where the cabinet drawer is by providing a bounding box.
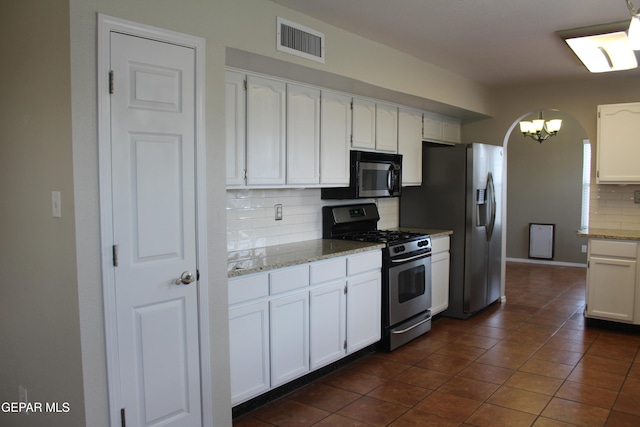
[310,257,346,284]
[431,236,450,254]
[270,264,310,294]
[229,273,269,305]
[590,240,638,258]
[347,250,381,276]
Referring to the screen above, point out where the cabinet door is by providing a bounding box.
[346,271,381,353]
[442,117,461,143]
[431,246,450,316]
[597,103,640,183]
[376,102,398,153]
[422,111,443,142]
[310,280,347,370]
[320,91,351,186]
[352,98,376,150]
[246,74,286,186]
[398,107,423,186]
[225,70,246,187]
[287,83,320,185]
[587,256,636,322]
[270,291,309,387]
[229,301,270,405]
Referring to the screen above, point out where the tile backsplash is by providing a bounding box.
[226,188,399,252]
[589,184,640,230]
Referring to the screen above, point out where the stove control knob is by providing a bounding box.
[394,245,405,253]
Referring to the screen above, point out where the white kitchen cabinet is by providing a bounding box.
[320,90,352,186]
[586,239,638,323]
[352,97,376,150]
[430,235,450,316]
[287,83,320,185]
[310,280,347,369]
[246,74,286,186]
[398,107,423,186]
[270,290,310,387]
[597,102,640,184]
[225,70,246,187]
[422,111,461,144]
[375,102,398,153]
[228,249,381,405]
[229,301,270,404]
[346,270,381,353]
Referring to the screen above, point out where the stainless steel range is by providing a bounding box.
[323,203,432,351]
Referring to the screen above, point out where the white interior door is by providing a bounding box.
[109,32,201,427]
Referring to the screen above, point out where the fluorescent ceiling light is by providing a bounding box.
[565,31,637,72]
[629,15,640,50]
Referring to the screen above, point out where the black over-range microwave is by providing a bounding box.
[321,150,402,199]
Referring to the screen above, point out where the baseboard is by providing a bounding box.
[506,257,586,268]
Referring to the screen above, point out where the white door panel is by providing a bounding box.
[110,32,201,427]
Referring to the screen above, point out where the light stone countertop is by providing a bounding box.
[393,227,453,238]
[577,228,640,241]
[228,239,385,277]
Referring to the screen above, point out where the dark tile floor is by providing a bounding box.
[233,262,640,426]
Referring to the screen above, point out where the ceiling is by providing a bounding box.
[270,0,640,88]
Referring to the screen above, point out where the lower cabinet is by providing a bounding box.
[586,239,638,323]
[228,250,381,405]
[431,235,451,316]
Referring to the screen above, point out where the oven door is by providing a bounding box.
[387,254,432,326]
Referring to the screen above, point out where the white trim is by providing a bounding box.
[97,14,211,427]
[506,257,587,268]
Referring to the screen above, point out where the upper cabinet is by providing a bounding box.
[246,74,287,186]
[351,97,376,151]
[422,111,461,144]
[320,91,352,186]
[398,107,423,186]
[225,70,246,187]
[597,102,640,184]
[375,102,398,153]
[287,83,320,185]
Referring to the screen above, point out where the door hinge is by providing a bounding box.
[112,244,119,267]
[197,269,200,281]
[344,285,347,295]
[243,78,247,91]
[343,340,347,350]
[120,408,126,427]
[109,70,114,94]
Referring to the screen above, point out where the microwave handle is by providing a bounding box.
[387,165,394,195]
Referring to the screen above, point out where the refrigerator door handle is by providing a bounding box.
[486,172,496,240]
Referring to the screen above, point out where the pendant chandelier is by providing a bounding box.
[627,0,640,50]
[519,111,562,144]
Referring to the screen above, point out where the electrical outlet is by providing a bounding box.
[275,204,283,221]
[52,191,61,218]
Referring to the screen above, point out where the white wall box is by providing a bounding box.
[351,97,376,150]
[227,250,381,405]
[286,83,320,185]
[246,74,287,186]
[320,91,352,186]
[529,223,555,260]
[225,70,246,187]
[375,102,398,153]
[431,235,450,316]
[597,102,640,184]
[586,239,638,323]
[398,107,423,186]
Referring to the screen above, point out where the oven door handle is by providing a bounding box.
[390,253,431,263]
[392,316,431,334]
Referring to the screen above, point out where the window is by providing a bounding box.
[581,139,591,229]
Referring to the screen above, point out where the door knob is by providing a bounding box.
[175,271,196,285]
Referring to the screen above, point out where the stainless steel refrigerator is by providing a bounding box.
[400,142,503,319]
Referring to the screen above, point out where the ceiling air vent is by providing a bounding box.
[277,17,325,63]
